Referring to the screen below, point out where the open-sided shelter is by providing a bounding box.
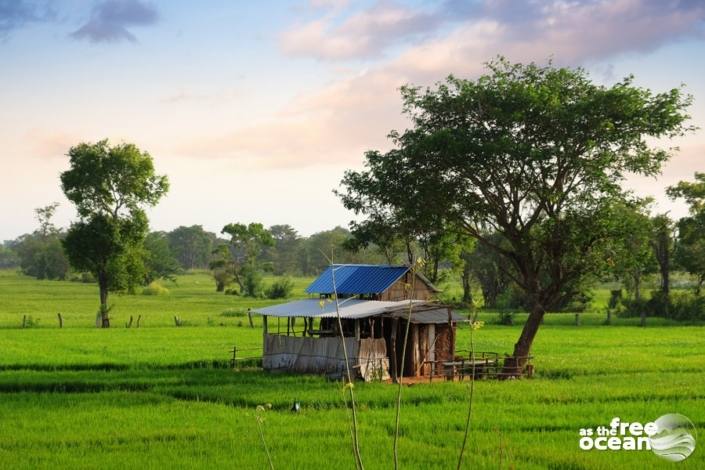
[252,264,464,381]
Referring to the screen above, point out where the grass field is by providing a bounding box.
[0,269,703,469]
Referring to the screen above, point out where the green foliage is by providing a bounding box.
[262,225,302,275]
[605,199,657,300]
[668,173,705,293]
[339,58,693,358]
[13,204,70,280]
[0,242,19,269]
[143,232,181,283]
[167,225,216,270]
[619,289,705,322]
[217,222,273,296]
[265,277,294,299]
[141,281,170,296]
[15,233,70,280]
[61,140,169,326]
[242,267,264,297]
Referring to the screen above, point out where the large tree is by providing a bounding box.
[61,140,169,327]
[339,59,692,369]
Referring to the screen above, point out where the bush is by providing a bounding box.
[497,311,514,325]
[142,281,170,296]
[224,287,240,296]
[221,309,246,318]
[618,290,705,322]
[242,269,264,297]
[265,278,294,299]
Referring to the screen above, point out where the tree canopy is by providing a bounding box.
[61,140,169,327]
[339,58,693,365]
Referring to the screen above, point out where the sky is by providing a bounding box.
[1,0,704,241]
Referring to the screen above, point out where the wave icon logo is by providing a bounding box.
[649,414,697,462]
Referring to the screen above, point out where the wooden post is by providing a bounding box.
[448,307,455,360]
[247,308,254,328]
[174,315,180,327]
[262,315,268,336]
[22,315,26,329]
[127,316,133,328]
[575,313,580,326]
[390,317,399,382]
[354,319,361,340]
[57,313,63,328]
[136,315,141,328]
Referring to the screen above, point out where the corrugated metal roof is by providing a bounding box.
[305,264,410,295]
[252,298,425,319]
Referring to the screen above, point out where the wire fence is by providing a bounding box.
[229,345,534,381]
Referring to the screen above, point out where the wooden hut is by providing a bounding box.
[252,265,464,381]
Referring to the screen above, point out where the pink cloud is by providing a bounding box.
[180,0,704,169]
[280,1,440,60]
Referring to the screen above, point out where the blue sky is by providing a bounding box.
[1,0,704,240]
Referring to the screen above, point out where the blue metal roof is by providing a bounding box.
[305,264,410,295]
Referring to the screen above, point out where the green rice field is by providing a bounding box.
[0,269,703,469]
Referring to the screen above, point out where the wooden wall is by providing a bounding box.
[377,272,435,301]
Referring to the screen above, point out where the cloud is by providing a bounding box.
[182,0,705,169]
[281,1,442,60]
[0,0,54,37]
[70,0,158,43]
[281,0,705,61]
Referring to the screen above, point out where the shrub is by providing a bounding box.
[224,287,240,296]
[221,309,246,318]
[142,281,170,296]
[265,278,294,299]
[618,290,705,322]
[242,269,264,297]
[497,311,514,325]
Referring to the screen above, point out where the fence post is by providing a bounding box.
[22,315,26,329]
[574,313,580,326]
[57,313,63,328]
[248,308,254,328]
[231,345,237,369]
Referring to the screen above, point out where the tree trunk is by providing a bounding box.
[634,271,641,302]
[98,272,110,328]
[461,266,473,305]
[504,303,544,375]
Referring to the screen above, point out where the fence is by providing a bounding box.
[229,345,533,382]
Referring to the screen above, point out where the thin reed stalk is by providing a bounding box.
[457,309,479,469]
[393,260,421,470]
[323,252,364,470]
[255,406,274,470]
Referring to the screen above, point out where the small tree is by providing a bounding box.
[61,140,168,327]
[14,203,70,280]
[668,173,705,294]
[219,223,274,296]
[650,214,675,298]
[608,200,657,303]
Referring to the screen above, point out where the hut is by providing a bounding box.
[252,264,465,381]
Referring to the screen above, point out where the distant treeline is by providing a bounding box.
[0,222,391,281]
